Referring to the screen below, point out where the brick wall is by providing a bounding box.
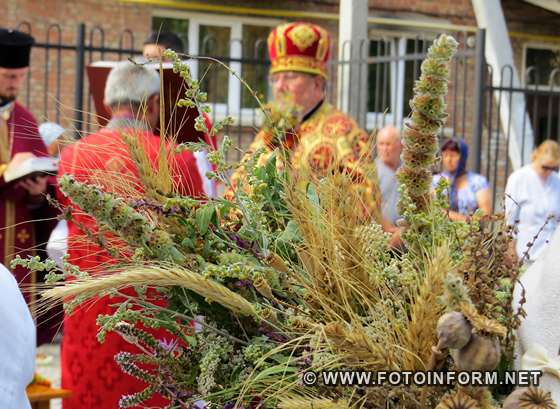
[0,0,151,40]
[369,0,476,25]
[1,0,152,133]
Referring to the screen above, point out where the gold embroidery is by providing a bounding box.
[322,116,354,137]
[4,200,15,267]
[229,103,382,222]
[287,24,318,52]
[0,104,14,165]
[17,228,30,244]
[0,109,10,121]
[0,115,11,165]
[308,141,336,172]
[270,55,326,78]
[275,23,289,57]
[315,26,329,61]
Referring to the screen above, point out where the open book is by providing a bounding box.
[3,157,58,183]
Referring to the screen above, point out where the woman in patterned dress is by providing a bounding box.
[432,138,492,221]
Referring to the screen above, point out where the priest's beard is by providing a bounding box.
[0,93,16,108]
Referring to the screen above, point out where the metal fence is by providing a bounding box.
[477,59,560,211]
[16,22,139,137]
[13,22,560,207]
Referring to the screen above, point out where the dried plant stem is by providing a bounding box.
[397,34,458,213]
[402,246,452,370]
[278,397,350,409]
[42,265,256,317]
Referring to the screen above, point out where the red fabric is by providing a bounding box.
[202,113,217,151]
[0,102,51,269]
[202,114,219,195]
[0,102,58,343]
[57,128,203,409]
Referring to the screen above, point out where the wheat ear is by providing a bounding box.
[42,265,256,317]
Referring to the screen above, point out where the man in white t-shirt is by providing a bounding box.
[0,263,35,409]
[375,126,402,225]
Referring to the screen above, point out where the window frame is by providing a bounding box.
[365,31,434,130]
[152,10,281,125]
[522,42,560,90]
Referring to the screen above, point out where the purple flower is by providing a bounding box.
[258,323,288,343]
[224,232,264,259]
[158,337,179,352]
[132,199,146,208]
[226,232,253,251]
[176,390,194,399]
[233,279,252,289]
[248,397,263,409]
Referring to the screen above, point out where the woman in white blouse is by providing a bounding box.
[505,140,560,262]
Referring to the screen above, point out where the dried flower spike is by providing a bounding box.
[397,34,458,213]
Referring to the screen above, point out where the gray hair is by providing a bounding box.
[104,61,160,108]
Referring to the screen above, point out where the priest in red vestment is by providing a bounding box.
[57,61,204,408]
[0,28,58,332]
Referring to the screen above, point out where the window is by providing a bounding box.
[522,45,560,143]
[402,38,430,117]
[366,34,432,130]
[152,12,279,124]
[241,25,272,109]
[523,45,560,87]
[198,24,231,104]
[367,40,392,115]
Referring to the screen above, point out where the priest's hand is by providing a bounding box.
[19,175,48,196]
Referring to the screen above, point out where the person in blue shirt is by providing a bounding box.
[432,138,492,221]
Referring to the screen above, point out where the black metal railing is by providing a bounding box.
[479,61,560,211]
[11,22,560,206]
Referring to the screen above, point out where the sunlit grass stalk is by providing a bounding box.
[397,34,458,214]
[42,265,256,317]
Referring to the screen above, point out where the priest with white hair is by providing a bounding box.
[56,60,204,409]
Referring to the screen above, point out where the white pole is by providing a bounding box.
[338,0,368,127]
[472,0,534,169]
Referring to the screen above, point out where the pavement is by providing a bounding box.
[36,343,62,409]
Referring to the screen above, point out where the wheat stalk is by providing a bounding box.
[402,246,453,370]
[42,265,256,317]
[279,397,351,409]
